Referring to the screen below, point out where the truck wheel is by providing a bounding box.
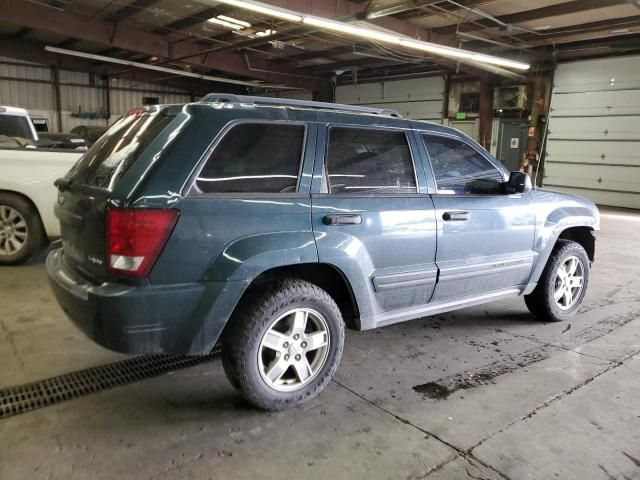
[0,193,45,266]
[222,279,345,411]
[525,239,590,322]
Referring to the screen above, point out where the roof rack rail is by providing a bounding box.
[199,93,402,118]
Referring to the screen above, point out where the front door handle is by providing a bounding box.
[443,211,470,221]
[323,214,362,226]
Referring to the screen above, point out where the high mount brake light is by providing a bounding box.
[106,209,179,277]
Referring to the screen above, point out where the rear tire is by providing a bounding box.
[221,279,344,411]
[525,239,590,322]
[0,193,45,266]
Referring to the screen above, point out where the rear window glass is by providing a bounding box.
[67,110,175,189]
[0,115,33,141]
[194,123,305,194]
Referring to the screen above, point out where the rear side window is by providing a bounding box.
[325,127,416,194]
[195,123,305,194]
[68,110,175,190]
[422,134,504,194]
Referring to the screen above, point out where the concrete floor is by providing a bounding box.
[1,207,639,480]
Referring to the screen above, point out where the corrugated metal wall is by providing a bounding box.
[544,55,640,209]
[0,56,191,133]
[336,77,444,122]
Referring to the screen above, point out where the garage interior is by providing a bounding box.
[1,0,640,479]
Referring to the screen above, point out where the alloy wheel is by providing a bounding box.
[258,308,330,392]
[554,255,584,310]
[0,206,28,257]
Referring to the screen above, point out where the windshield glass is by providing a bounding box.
[67,110,175,190]
[0,115,33,140]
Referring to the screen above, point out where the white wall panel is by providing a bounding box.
[336,77,444,121]
[257,89,313,100]
[544,55,640,209]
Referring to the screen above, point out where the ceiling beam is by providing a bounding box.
[432,0,630,35]
[153,7,226,34]
[1,0,322,89]
[0,38,240,95]
[191,0,516,76]
[103,0,161,24]
[520,16,640,46]
[393,0,495,21]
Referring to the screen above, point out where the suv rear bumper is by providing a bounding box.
[46,248,225,355]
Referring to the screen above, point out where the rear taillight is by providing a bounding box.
[106,209,179,277]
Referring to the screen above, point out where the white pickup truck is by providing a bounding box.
[1,107,83,265]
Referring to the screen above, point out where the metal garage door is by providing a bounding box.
[544,56,640,209]
[335,76,444,122]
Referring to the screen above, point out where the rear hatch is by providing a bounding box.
[55,107,177,280]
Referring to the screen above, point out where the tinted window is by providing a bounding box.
[0,115,33,141]
[422,135,504,194]
[195,123,305,194]
[68,110,175,189]
[326,127,416,194]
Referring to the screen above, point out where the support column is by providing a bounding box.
[524,75,543,179]
[104,75,111,125]
[51,66,62,132]
[478,74,495,151]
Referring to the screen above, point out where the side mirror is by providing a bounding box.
[505,171,532,194]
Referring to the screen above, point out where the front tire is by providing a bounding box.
[0,193,45,266]
[525,239,590,322]
[222,279,345,411]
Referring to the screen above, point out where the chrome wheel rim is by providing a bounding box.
[554,255,584,311]
[0,206,28,257]
[258,307,330,392]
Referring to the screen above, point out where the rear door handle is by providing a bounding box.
[442,211,470,221]
[323,214,362,226]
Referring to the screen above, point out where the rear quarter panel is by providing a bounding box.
[0,148,81,237]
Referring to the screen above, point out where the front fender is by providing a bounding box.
[526,189,599,291]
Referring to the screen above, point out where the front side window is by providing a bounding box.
[195,123,305,194]
[422,134,504,194]
[325,127,417,194]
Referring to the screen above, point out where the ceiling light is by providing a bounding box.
[207,17,243,29]
[194,0,530,71]
[217,14,251,28]
[533,25,552,31]
[398,39,530,70]
[303,17,402,44]
[610,28,630,34]
[256,29,277,37]
[213,0,302,23]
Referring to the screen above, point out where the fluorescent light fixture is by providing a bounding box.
[398,39,529,70]
[214,0,302,22]
[44,45,295,89]
[217,14,251,27]
[256,29,277,37]
[195,0,529,71]
[207,17,243,29]
[303,17,402,45]
[610,28,630,34]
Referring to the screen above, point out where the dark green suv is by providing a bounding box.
[48,94,599,410]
